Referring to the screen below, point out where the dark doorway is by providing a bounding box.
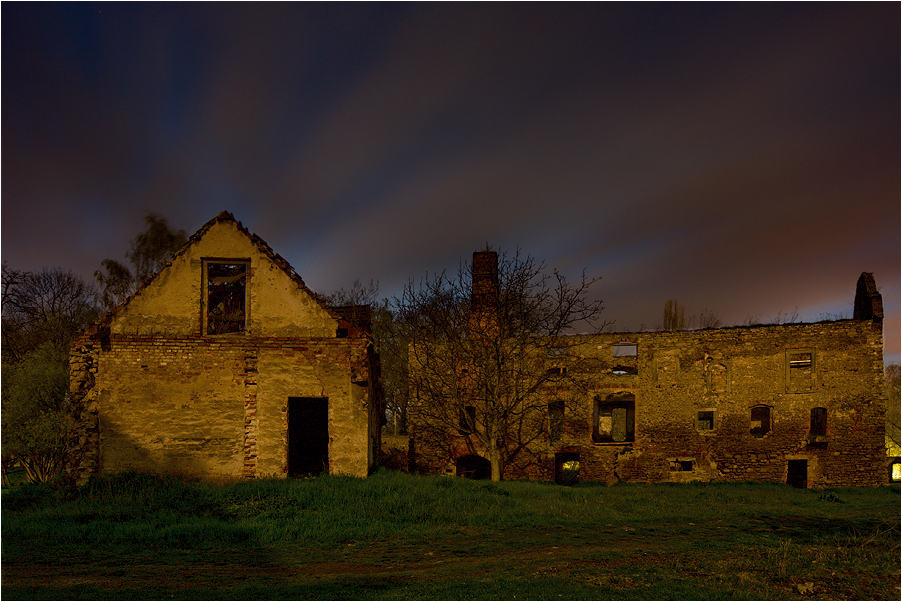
[456,454,491,479]
[288,397,329,477]
[787,459,807,488]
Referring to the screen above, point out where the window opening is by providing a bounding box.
[787,350,816,392]
[697,410,714,431]
[458,405,476,435]
[593,394,635,443]
[810,407,827,437]
[669,459,694,472]
[612,343,638,357]
[548,400,564,442]
[206,261,248,334]
[750,405,771,437]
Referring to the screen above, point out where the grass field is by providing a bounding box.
[2,469,899,600]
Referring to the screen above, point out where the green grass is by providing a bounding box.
[3,470,899,600]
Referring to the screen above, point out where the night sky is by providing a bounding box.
[3,3,899,363]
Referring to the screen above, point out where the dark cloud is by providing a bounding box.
[2,3,898,362]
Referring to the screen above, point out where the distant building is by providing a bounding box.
[408,252,887,488]
[68,212,382,483]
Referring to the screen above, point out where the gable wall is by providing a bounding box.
[110,220,337,338]
[68,218,377,483]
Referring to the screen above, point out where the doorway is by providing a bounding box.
[287,397,329,477]
[787,459,807,488]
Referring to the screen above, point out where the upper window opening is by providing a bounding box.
[786,349,816,392]
[750,405,771,438]
[206,261,248,335]
[593,394,635,443]
[547,346,567,358]
[810,407,827,437]
[612,343,638,357]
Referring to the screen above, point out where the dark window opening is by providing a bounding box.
[750,405,771,437]
[548,400,564,442]
[612,365,638,375]
[697,410,714,431]
[669,459,694,472]
[207,262,247,334]
[810,407,827,437]
[458,405,476,435]
[546,366,568,376]
[593,394,635,443]
[555,452,580,485]
[456,454,490,479]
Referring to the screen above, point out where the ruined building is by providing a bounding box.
[68,212,382,483]
[408,252,887,488]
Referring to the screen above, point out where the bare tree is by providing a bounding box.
[95,213,187,309]
[401,248,608,481]
[2,266,100,363]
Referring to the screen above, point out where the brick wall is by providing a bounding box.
[410,319,886,487]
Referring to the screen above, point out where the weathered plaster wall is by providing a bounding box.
[110,220,336,338]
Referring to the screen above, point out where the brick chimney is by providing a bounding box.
[853,272,883,322]
[470,250,500,336]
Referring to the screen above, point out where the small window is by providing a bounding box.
[458,405,476,435]
[548,400,564,442]
[547,346,567,358]
[810,407,827,437]
[206,261,248,335]
[669,459,694,472]
[697,410,715,431]
[612,343,638,357]
[750,405,771,437]
[593,394,635,443]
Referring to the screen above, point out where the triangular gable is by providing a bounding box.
[87,211,344,338]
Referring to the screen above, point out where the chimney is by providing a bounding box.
[853,272,883,322]
[470,250,500,336]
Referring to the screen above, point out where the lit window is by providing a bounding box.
[206,261,248,334]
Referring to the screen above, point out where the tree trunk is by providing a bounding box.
[488,444,502,482]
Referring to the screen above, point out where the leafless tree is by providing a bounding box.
[2,266,100,363]
[400,248,609,481]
